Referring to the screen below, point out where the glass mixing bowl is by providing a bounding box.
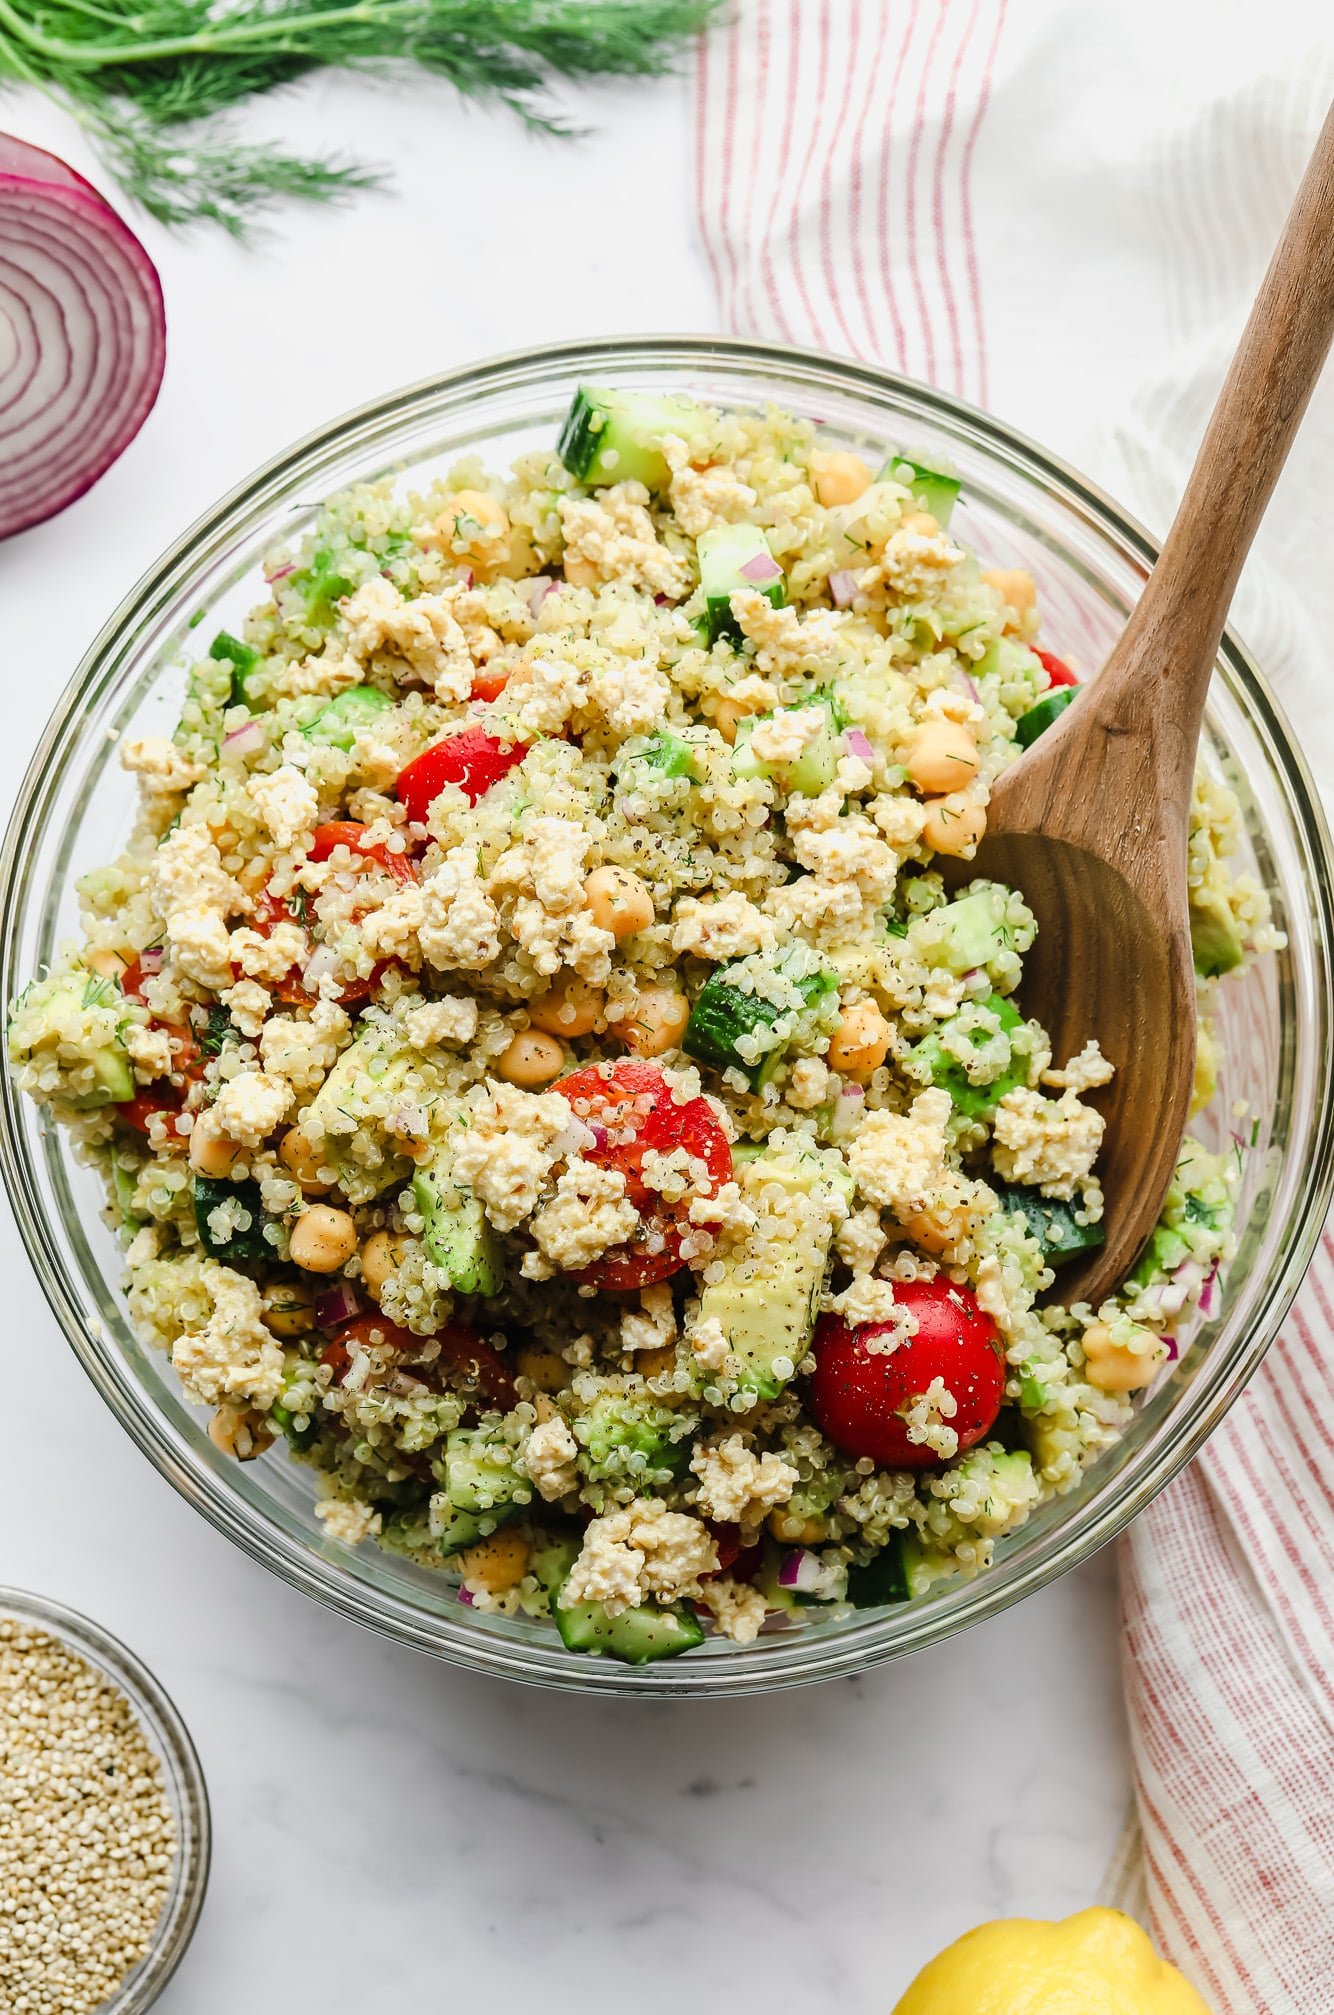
[3,338,1332,1697]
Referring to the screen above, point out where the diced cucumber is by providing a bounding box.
[109,1154,142,1232]
[413,1148,504,1297]
[530,1530,582,1598]
[1015,688,1076,748]
[291,546,355,625]
[304,684,393,752]
[616,731,698,782]
[442,1426,532,1516]
[697,525,786,645]
[553,1590,704,1664]
[193,1174,273,1266]
[994,1182,1106,1269]
[845,1533,915,1607]
[208,629,261,706]
[1189,887,1245,979]
[379,1499,509,1564]
[921,890,1008,975]
[557,386,708,492]
[732,695,843,797]
[695,1142,853,1401]
[1127,1222,1193,1291]
[910,991,1032,1119]
[574,1390,686,1486]
[881,453,962,528]
[684,957,837,1089]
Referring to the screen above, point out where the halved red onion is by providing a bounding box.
[314,1281,362,1330]
[739,550,783,585]
[828,569,859,607]
[0,135,166,540]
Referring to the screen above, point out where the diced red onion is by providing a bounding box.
[264,559,295,584]
[776,1548,842,1600]
[301,944,341,992]
[0,136,166,540]
[842,727,875,763]
[221,719,265,760]
[457,1583,476,1608]
[137,945,163,976]
[739,551,783,585]
[828,569,859,608]
[831,1083,865,1141]
[588,1122,609,1153]
[952,667,981,704]
[1198,1259,1221,1318]
[1163,1332,1181,1363]
[314,1282,362,1330]
[524,575,556,617]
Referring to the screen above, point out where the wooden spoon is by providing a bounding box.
[969,102,1334,1308]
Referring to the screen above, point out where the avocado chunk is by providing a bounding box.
[304,684,392,752]
[412,1145,504,1297]
[6,971,134,1109]
[880,453,962,528]
[910,992,1035,1119]
[573,1389,687,1487]
[557,386,707,492]
[441,1426,532,1516]
[695,1141,853,1401]
[1189,886,1245,979]
[304,1034,415,1201]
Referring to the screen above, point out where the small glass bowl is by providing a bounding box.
[0,1587,210,2011]
[3,337,1334,1696]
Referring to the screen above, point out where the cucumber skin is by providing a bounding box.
[994,1182,1106,1268]
[1015,687,1077,748]
[684,965,836,1089]
[193,1174,272,1265]
[553,1593,704,1664]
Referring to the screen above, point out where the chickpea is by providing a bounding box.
[361,1230,409,1301]
[456,1527,531,1596]
[714,693,768,745]
[529,973,604,1038]
[636,1344,679,1382]
[920,797,987,858]
[768,1506,827,1548]
[811,450,873,509]
[290,1203,359,1274]
[278,1125,332,1194]
[904,718,980,796]
[497,1029,565,1088]
[624,985,691,1059]
[1082,1320,1165,1393]
[901,510,940,536]
[561,552,599,589]
[981,566,1037,619]
[432,489,510,568]
[84,946,132,983]
[262,1276,318,1339]
[209,1403,275,1462]
[827,1000,893,1078]
[516,1343,570,1394]
[584,865,654,941]
[189,1111,243,1180]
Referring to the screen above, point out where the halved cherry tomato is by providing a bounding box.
[119,1087,185,1137]
[396,726,528,824]
[119,955,149,1004]
[809,1279,1004,1470]
[470,665,511,704]
[552,1059,733,1292]
[327,1313,518,1412]
[309,821,419,886]
[242,889,393,1011]
[1033,647,1078,689]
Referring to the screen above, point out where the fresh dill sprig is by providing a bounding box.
[0,0,719,234]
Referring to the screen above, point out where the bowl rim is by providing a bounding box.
[4,333,1333,1696]
[0,1583,211,2009]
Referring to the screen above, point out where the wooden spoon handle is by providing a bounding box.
[1096,100,1334,757]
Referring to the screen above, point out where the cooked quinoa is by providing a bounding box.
[7,390,1278,1663]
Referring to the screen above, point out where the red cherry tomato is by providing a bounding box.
[329,1314,518,1412]
[470,664,511,704]
[808,1278,1004,1470]
[119,1086,185,1137]
[118,955,149,1004]
[397,727,528,824]
[1033,647,1078,689]
[551,1059,733,1291]
[309,821,420,886]
[243,887,395,1010]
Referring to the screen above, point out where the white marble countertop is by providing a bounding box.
[1,69,1130,2009]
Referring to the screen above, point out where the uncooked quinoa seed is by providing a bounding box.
[0,1619,175,2014]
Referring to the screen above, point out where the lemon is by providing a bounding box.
[892,1906,1213,2014]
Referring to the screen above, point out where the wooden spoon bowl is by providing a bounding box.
[970,101,1334,1307]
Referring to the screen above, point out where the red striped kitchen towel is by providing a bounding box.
[691,7,1334,2009]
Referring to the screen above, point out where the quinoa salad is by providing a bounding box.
[7,388,1278,1664]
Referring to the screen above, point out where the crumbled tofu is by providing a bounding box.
[564,1499,718,1617]
[899,1375,959,1460]
[123,1024,173,1081]
[671,891,776,961]
[786,1057,832,1111]
[589,657,672,737]
[558,485,691,600]
[340,575,474,700]
[690,1434,798,1527]
[249,765,319,853]
[1041,1039,1115,1094]
[992,1087,1104,1201]
[528,1158,638,1273]
[522,1415,580,1501]
[848,1088,994,1254]
[749,705,826,769]
[491,816,612,981]
[166,904,234,992]
[696,1575,768,1645]
[449,1080,582,1232]
[728,592,844,677]
[148,823,238,930]
[229,921,307,985]
[364,845,502,971]
[314,1497,383,1545]
[274,643,363,699]
[828,1277,918,1338]
[869,525,964,602]
[220,980,272,1040]
[836,1205,887,1274]
[214,1069,294,1147]
[790,815,899,902]
[621,1283,676,1355]
[403,997,480,1050]
[502,652,590,741]
[171,1262,284,1411]
[259,1001,350,1093]
[663,439,757,539]
[687,1315,730,1374]
[120,736,205,795]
